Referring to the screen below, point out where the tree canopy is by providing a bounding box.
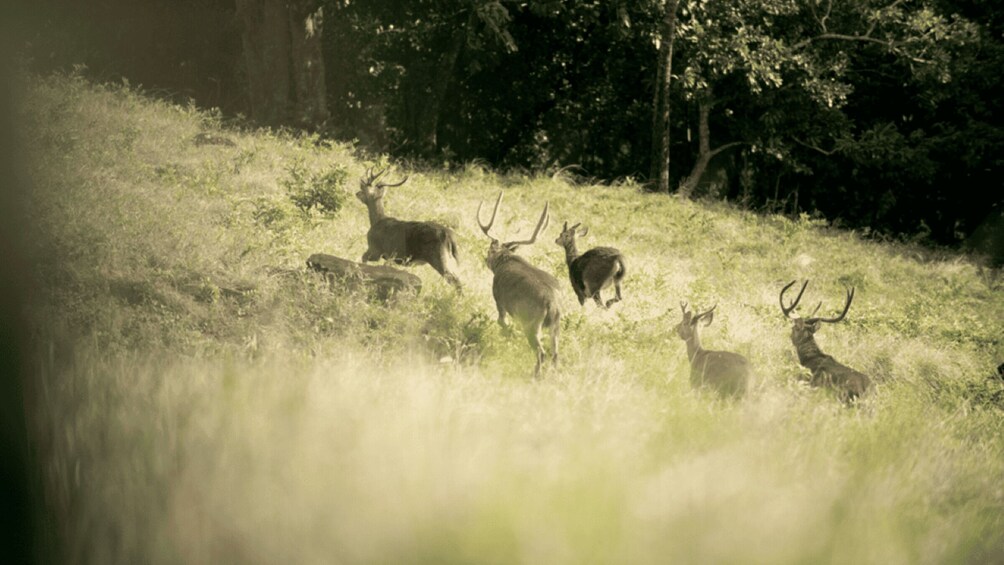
[22,0,1004,247]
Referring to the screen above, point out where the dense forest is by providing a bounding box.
[20,0,1004,253]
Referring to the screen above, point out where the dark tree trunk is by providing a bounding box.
[678,91,742,198]
[649,0,679,193]
[235,0,328,128]
[403,20,467,157]
[287,1,328,127]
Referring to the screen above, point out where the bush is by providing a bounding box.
[284,160,348,215]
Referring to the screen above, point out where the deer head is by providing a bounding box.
[779,280,855,342]
[476,191,550,270]
[554,221,588,248]
[355,166,409,206]
[675,302,716,342]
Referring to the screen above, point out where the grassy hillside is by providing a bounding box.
[19,72,1004,564]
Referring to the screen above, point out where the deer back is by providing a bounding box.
[491,253,561,327]
[571,247,624,291]
[806,356,870,402]
[689,349,750,399]
[367,217,457,264]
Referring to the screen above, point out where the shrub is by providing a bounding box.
[284,160,348,215]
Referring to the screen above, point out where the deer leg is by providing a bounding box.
[592,292,605,309]
[605,280,623,308]
[570,280,586,306]
[430,253,464,293]
[495,304,513,336]
[550,323,559,367]
[582,281,604,308]
[527,326,545,378]
[444,272,463,293]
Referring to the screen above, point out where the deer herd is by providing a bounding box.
[352,167,871,403]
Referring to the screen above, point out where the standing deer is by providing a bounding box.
[355,167,462,291]
[477,191,561,377]
[554,222,626,309]
[779,280,870,403]
[675,303,750,399]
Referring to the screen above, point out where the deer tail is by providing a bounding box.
[615,255,626,280]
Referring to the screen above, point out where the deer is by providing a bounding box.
[554,222,626,309]
[355,166,462,291]
[477,191,561,378]
[675,303,750,399]
[779,280,871,403]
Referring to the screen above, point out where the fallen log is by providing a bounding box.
[306,253,421,300]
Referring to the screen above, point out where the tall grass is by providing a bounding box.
[21,72,1004,563]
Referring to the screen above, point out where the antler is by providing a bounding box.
[695,304,717,321]
[477,191,503,238]
[362,165,389,186]
[780,280,855,323]
[377,175,409,189]
[507,202,550,246]
[779,280,809,319]
[805,286,855,324]
[680,301,689,315]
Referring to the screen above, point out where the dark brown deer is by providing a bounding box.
[355,167,462,291]
[477,191,561,377]
[554,222,626,309]
[779,280,870,403]
[675,303,750,399]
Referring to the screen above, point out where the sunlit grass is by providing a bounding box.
[22,72,1004,563]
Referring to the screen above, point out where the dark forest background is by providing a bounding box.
[17,0,1004,257]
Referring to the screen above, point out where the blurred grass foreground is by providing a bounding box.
[18,72,1004,563]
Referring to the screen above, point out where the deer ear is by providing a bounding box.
[703,311,714,326]
[578,226,589,237]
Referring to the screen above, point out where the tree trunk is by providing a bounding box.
[649,0,679,193]
[287,1,328,128]
[678,95,713,198]
[235,0,329,128]
[404,20,467,157]
[678,92,742,198]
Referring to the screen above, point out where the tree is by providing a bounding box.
[670,0,977,200]
[649,0,680,193]
[235,0,328,128]
[329,0,518,157]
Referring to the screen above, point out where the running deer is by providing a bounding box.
[355,167,462,290]
[779,280,871,403]
[477,191,561,377]
[554,222,626,309]
[675,303,750,399]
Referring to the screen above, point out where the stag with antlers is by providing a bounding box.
[477,192,562,377]
[779,280,871,403]
[355,166,462,291]
[675,303,750,399]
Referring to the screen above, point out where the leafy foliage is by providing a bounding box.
[23,0,1004,245]
[284,159,349,215]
